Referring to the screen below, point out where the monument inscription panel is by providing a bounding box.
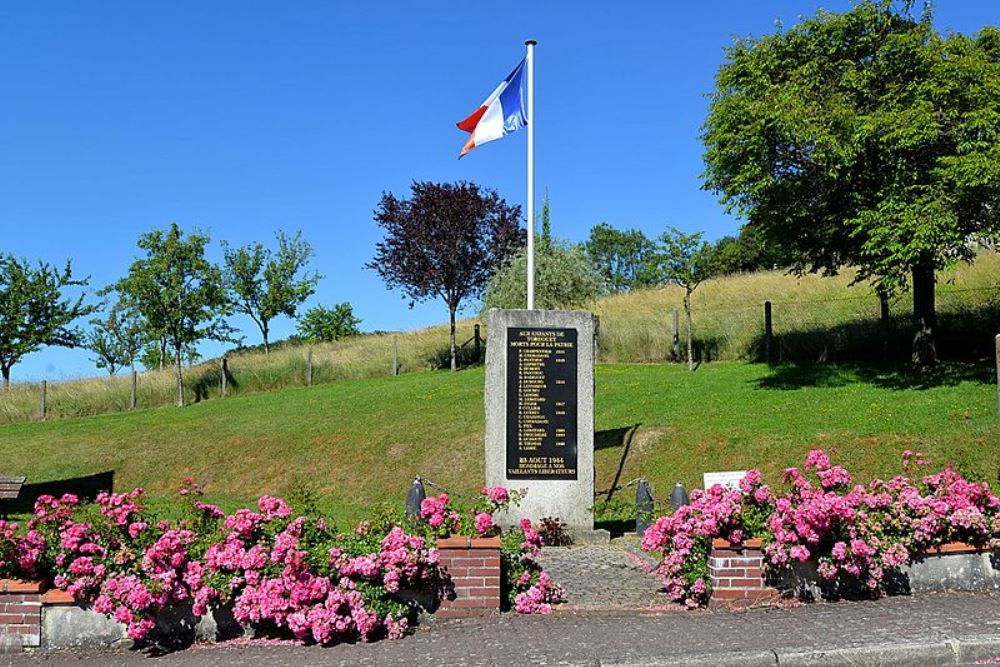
[505,327,578,480]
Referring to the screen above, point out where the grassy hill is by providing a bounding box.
[2,252,998,426]
[0,361,995,523]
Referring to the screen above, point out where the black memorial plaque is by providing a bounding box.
[506,327,578,479]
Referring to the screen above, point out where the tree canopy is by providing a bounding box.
[223,230,320,353]
[585,223,659,293]
[368,181,523,371]
[0,255,92,386]
[482,239,606,312]
[701,0,1000,364]
[296,303,362,342]
[117,224,232,405]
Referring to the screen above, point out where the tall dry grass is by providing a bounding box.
[1,254,997,425]
[0,321,482,425]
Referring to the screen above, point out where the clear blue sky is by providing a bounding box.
[1,1,992,381]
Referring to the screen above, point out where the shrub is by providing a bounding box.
[642,450,1000,607]
[0,481,564,644]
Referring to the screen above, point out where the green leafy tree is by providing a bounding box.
[702,1,1000,367]
[709,226,795,276]
[367,181,523,371]
[585,222,659,292]
[116,223,232,406]
[223,231,321,354]
[296,303,362,342]
[654,228,715,371]
[0,255,92,387]
[87,296,146,376]
[482,240,607,311]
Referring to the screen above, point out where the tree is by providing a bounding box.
[585,222,659,292]
[708,226,795,276]
[116,224,232,406]
[87,296,146,376]
[702,1,1000,367]
[296,303,362,342]
[223,231,320,354]
[0,254,92,387]
[655,228,715,371]
[483,240,607,311]
[367,181,523,371]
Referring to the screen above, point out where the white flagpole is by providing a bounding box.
[525,39,536,310]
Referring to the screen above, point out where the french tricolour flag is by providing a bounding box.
[456,58,527,158]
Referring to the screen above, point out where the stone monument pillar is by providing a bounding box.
[485,309,607,542]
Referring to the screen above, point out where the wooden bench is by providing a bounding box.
[0,476,26,516]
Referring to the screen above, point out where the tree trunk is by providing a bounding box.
[911,262,937,369]
[449,306,457,372]
[684,290,694,371]
[1,365,9,389]
[262,321,270,355]
[174,345,185,407]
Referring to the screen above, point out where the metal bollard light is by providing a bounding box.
[635,479,654,536]
[669,481,690,510]
[405,477,426,519]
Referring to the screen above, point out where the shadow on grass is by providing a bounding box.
[5,470,115,515]
[754,361,994,391]
[595,426,634,451]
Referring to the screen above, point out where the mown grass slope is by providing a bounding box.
[0,362,995,522]
[3,253,998,426]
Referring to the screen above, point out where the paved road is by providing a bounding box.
[7,592,1000,666]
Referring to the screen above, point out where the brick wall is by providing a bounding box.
[436,536,502,618]
[0,579,43,648]
[708,538,777,608]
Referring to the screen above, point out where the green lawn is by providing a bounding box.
[0,361,996,523]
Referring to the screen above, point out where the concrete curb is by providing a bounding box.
[600,635,1000,666]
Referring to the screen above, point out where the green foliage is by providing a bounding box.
[116,223,232,405]
[223,231,320,353]
[87,298,146,375]
[708,226,795,276]
[296,303,362,342]
[654,228,715,291]
[654,227,716,369]
[701,1,1000,353]
[585,222,659,293]
[0,254,92,386]
[482,240,607,311]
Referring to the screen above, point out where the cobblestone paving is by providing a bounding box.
[536,539,676,611]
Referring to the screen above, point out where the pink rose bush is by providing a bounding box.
[0,481,564,644]
[419,486,565,613]
[643,450,1000,607]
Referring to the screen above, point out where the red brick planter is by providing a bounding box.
[435,536,502,618]
[0,579,45,648]
[708,538,777,608]
[709,539,998,606]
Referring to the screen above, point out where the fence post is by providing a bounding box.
[39,380,46,421]
[880,295,891,362]
[995,334,999,420]
[130,369,137,410]
[306,348,313,387]
[474,324,482,360]
[764,301,773,364]
[671,309,680,362]
[393,336,399,377]
[221,357,228,398]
